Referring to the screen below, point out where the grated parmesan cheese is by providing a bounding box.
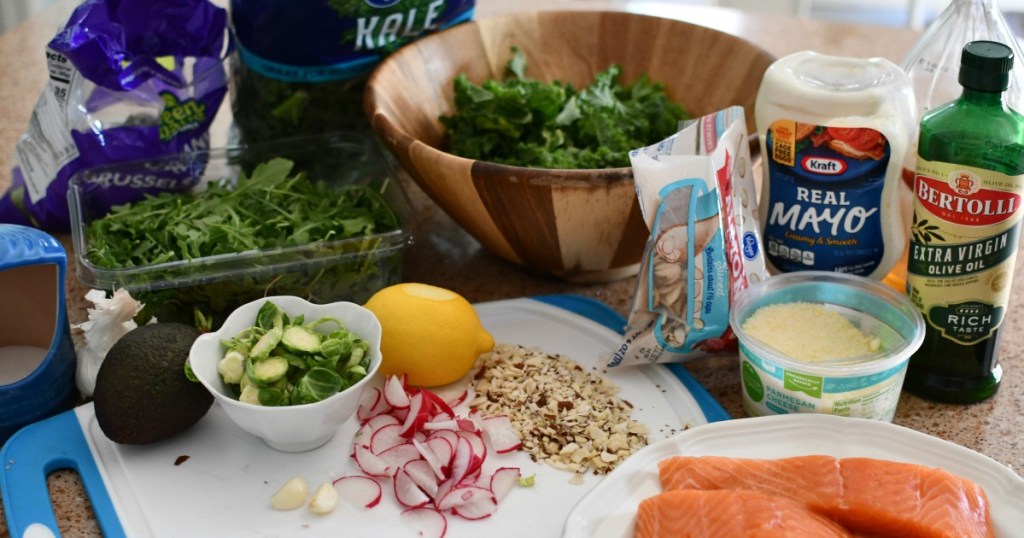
[741,302,881,362]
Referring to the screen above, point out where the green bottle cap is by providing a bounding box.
[959,41,1014,92]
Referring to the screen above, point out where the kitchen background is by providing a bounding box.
[715,0,1024,28]
[4,0,1022,42]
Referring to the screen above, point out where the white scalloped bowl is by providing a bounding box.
[189,295,382,452]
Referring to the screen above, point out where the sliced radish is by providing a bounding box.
[427,412,451,424]
[455,430,487,464]
[356,388,382,423]
[384,375,412,409]
[448,437,474,485]
[467,410,485,432]
[400,507,447,538]
[413,438,448,481]
[423,418,475,432]
[395,468,432,508]
[368,391,394,422]
[444,388,468,408]
[482,415,522,454]
[353,442,392,477]
[424,437,454,473]
[420,389,456,418]
[489,467,521,502]
[427,382,468,407]
[358,413,401,440]
[436,485,494,512]
[461,461,484,487]
[377,443,422,472]
[332,475,382,508]
[434,477,455,510]
[425,429,460,450]
[349,382,521,527]
[369,423,406,455]
[452,494,498,520]
[399,392,431,438]
[404,459,440,499]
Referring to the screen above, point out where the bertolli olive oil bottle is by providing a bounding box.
[905,41,1024,403]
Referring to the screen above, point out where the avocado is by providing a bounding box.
[93,322,213,445]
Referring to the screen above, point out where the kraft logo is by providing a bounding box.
[364,0,401,6]
[801,156,847,175]
[742,232,759,260]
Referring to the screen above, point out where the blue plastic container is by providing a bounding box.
[0,224,78,444]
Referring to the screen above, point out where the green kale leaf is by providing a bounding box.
[440,48,688,169]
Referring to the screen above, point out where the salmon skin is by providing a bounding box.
[657,455,994,538]
[635,489,854,538]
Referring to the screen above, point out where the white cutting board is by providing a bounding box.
[1,295,728,538]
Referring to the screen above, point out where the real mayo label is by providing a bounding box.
[755,51,916,280]
[762,122,890,275]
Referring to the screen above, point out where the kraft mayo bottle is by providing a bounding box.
[755,51,916,279]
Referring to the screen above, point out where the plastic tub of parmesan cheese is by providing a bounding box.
[730,271,924,422]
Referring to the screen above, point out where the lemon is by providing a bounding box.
[364,283,494,387]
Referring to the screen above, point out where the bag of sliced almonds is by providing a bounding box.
[609,106,766,367]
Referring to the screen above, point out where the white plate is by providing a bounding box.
[564,413,1024,538]
[47,297,724,537]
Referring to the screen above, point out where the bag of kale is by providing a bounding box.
[1,0,231,232]
[229,0,476,144]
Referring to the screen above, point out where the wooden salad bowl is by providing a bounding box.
[364,10,774,283]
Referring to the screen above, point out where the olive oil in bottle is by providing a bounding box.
[904,41,1024,403]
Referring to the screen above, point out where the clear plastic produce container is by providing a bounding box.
[68,132,413,328]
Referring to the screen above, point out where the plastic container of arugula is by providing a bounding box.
[68,132,413,329]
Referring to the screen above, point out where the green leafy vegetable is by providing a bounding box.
[218,300,372,407]
[232,0,462,144]
[231,64,371,145]
[84,158,405,327]
[292,367,345,405]
[281,326,323,354]
[440,47,688,169]
[256,301,283,332]
[87,158,397,266]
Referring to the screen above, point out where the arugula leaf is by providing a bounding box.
[440,47,687,169]
[84,158,403,328]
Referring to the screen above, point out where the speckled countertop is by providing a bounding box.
[1,1,1021,536]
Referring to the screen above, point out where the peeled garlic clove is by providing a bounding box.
[271,476,308,510]
[309,482,339,514]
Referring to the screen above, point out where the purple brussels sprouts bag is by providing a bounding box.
[1,0,230,232]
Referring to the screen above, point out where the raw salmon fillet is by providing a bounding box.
[657,455,994,538]
[658,455,841,514]
[635,489,853,538]
[838,457,993,538]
